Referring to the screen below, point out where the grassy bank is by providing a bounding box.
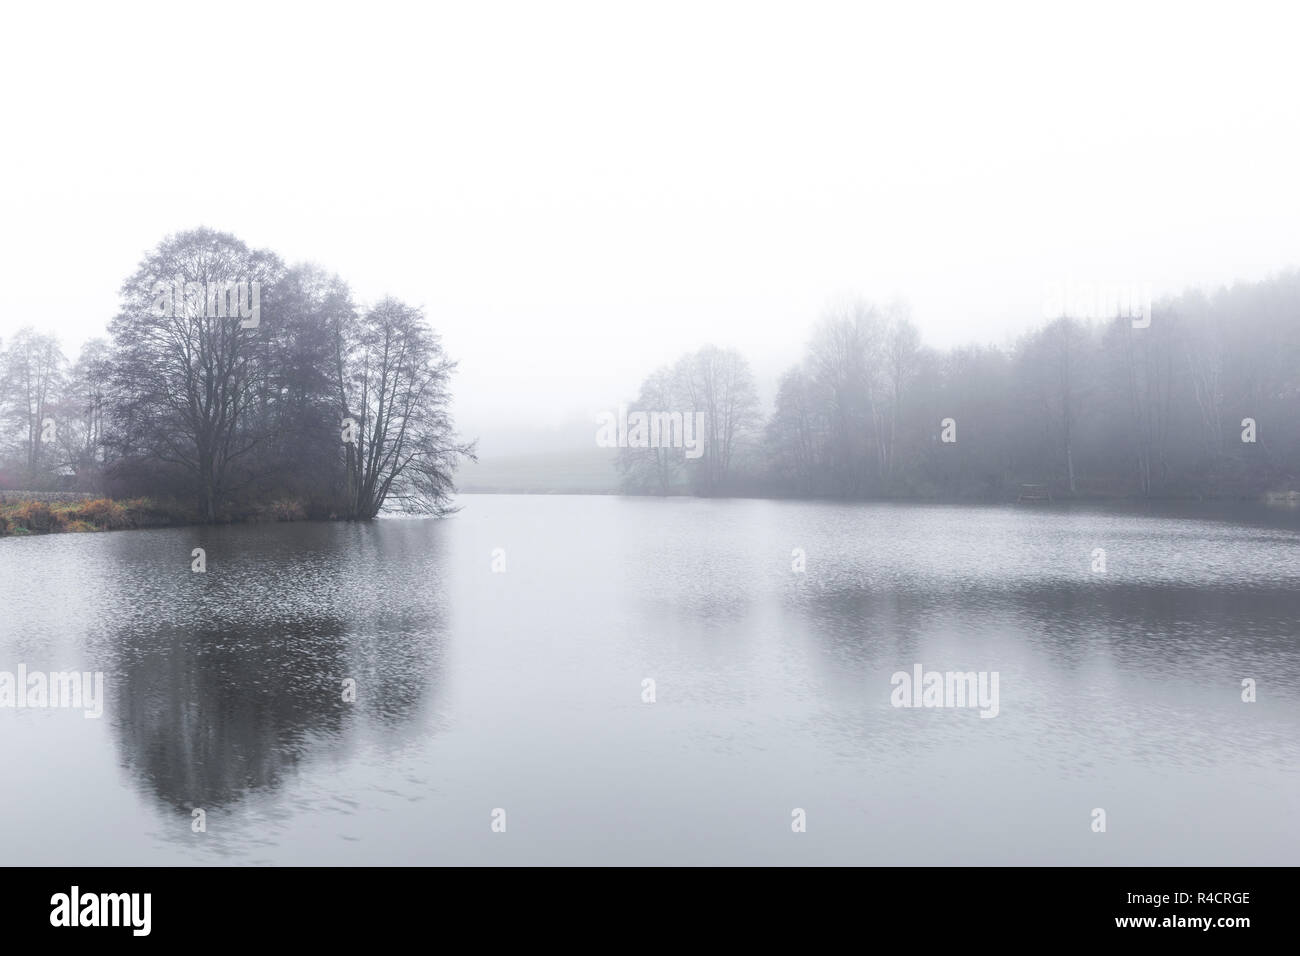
[0,496,313,536]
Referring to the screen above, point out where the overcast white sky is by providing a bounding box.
[2,1,1298,449]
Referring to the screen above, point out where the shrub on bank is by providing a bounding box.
[0,496,182,535]
[118,497,197,528]
[59,497,131,529]
[4,500,62,533]
[265,498,308,522]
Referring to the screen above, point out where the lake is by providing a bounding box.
[2,494,1298,864]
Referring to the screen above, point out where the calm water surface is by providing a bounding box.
[2,495,1298,864]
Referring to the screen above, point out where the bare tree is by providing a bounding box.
[2,328,66,484]
[806,302,885,495]
[107,228,283,521]
[616,366,684,494]
[881,305,921,484]
[334,298,474,519]
[765,364,830,495]
[61,337,112,487]
[674,345,760,495]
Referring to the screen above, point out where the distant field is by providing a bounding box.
[457,447,620,494]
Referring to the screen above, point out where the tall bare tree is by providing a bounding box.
[108,228,283,521]
[674,345,760,495]
[2,328,66,484]
[616,366,685,494]
[334,298,474,519]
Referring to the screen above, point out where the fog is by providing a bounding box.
[2,1,1298,457]
[3,1,1300,882]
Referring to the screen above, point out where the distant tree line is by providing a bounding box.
[619,274,1300,499]
[0,228,474,521]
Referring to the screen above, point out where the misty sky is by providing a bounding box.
[2,1,1297,452]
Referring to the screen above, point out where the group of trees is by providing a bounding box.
[0,228,473,521]
[616,345,762,495]
[619,274,1300,499]
[6,232,1294,509]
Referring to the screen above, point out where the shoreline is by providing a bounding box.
[0,495,321,538]
[4,489,1297,538]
